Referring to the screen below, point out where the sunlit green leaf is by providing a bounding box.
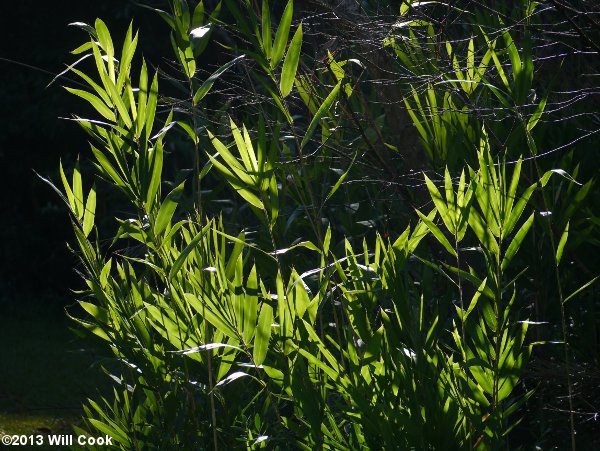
[271,0,293,68]
[280,23,302,97]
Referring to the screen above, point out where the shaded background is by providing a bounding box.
[0,0,166,435]
[0,1,164,316]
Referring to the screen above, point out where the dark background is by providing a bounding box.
[0,1,165,316]
[0,1,169,434]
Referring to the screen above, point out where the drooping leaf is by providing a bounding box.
[65,88,115,122]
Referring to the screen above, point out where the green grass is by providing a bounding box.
[0,312,110,437]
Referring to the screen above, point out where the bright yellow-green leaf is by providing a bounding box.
[271,0,293,68]
[83,184,96,237]
[416,209,457,257]
[280,23,302,97]
[502,212,534,271]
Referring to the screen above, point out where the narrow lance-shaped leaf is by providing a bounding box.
[505,181,537,236]
[192,1,204,28]
[207,131,256,186]
[65,88,115,123]
[527,96,547,132]
[154,182,185,236]
[505,157,522,219]
[94,18,115,81]
[261,0,272,58]
[254,302,273,366]
[468,208,499,255]
[83,184,97,237]
[502,212,534,271]
[424,173,454,234]
[271,0,293,68]
[145,71,159,138]
[556,221,569,267]
[59,161,75,214]
[194,55,245,104]
[242,265,259,344]
[416,209,458,257]
[280,23,302,97]
[145,141,163,212]
[229,118,255,173]
[564,276,599,304]
[72,160,84,220]
[301,82,340,149]
[169,223,211,280]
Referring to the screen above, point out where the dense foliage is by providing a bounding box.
[48,0,599,449]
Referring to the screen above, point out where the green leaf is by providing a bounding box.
[254,302,273,366]
[527,96,547,132]
[261,0,272,58]
[564,276,599,304]
[467,37,475,81]
[502,29,521,82]
[70,67,113,107]
[59,161,75,213]
[90,145,126,189]
[230,118,257,173]
[468,209,499,255]
[83,184,97,237]
[416,209,457,257]
[505,157,522,219]
[79,301,109,324]
[65,88,115,122]
[154,182,185,236]
[145,71,159,138]
[72,160,84,219]
[116,23,138,92]
[208,131,256,186]
[501,212,534,271]
[169,223,210,280]
[326,152,356,202]
[505,181,536,236]
[301,82,340,149]
[555,221,569,267]
[424,173,454,233]
[242,265,259,344]
[225,230,246,279]
[280,23,302,97]
[463,277,487,321]
[88,418,128,445]
[94,18,115,80]
[146,142,164,212]
[271,0,293,68]
[192,1,205,28]
[193,55,245,104]
[184,293,239,340]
